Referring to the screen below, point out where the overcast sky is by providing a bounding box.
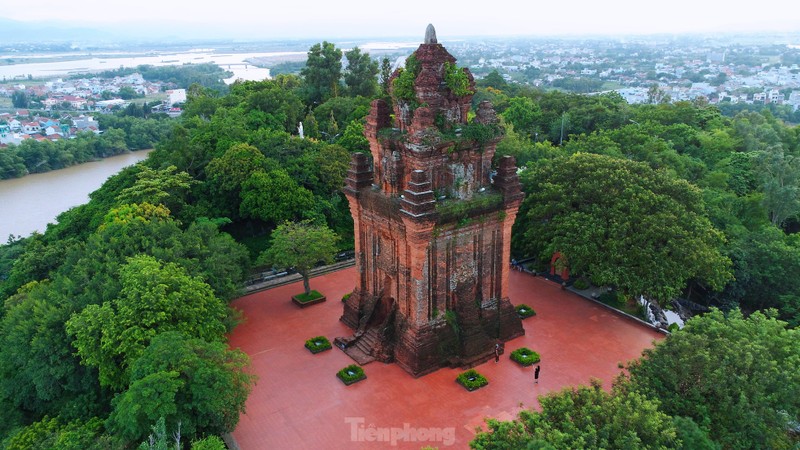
[2,0,798,40]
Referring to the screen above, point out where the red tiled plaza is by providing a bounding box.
[228,267,664,449]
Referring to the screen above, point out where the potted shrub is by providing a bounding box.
[510,347,541,367]
[304,336,332,354]
[515,304,536,319]
[456,369,488,392]
[337,364,366,385]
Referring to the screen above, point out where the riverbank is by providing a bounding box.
[0,149,152,240]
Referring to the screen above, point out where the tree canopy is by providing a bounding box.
[300,41,343,105]
[624,309,800,449]
[471,379,681,449]
[259,220,339,294]
[514,153,732,302]
[344,46,379,97]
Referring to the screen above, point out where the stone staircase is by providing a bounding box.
[342,327,380,365]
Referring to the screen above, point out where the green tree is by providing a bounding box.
[301,41,343,105]
[239,169,317,226]
[337,120,369,153]
[720,227,800,325]
[471,379,680,449]
[118,86,139,100]
[4,416,111,450]
[757,145,800,227]
[66,255,227,390]
[182,83,219,120]
[313,144,351,195]
[0,282,105,427]
[478,70,508,91]
[191,435,227,450]
[624,309,800,449]
[116,165,196,218]
[205,143,273,218]
[11,90,29,108]
[259,220,339,294]
[514,153,732,303]
[344,46,379,97]
[379,57,392,94]
[107,332,254,443]
[501,97,542,139]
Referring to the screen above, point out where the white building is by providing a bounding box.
[166,89,187,106]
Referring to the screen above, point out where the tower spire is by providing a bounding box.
[424,24,437,44]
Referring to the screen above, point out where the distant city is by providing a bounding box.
[2,32,800,132]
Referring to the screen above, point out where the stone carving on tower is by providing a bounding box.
[335,25,525,377]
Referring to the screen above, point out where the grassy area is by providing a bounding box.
[294,290,324,303]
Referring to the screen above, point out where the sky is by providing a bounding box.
[2,0,799,40]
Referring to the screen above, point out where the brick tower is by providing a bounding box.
[336,25,524,377]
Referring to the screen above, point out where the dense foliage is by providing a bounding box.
[515,153,732,302]
[0,114,171,180]
[472,379,682,449]
[480,81,800,324]
[624,309,800,449]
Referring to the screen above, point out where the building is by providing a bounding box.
[787,91,800,111]
[166,89,187,106]
[336,25,524,377]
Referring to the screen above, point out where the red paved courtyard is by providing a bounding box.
[228,267,664,449]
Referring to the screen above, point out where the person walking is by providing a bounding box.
[494,343,500,363]
[534,364,540,384]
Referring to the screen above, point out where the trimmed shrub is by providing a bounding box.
[516,304,536,319]
[510,347,541,367]
[305,336,332,354]
[337,364,366,385]
[457,369,488,391]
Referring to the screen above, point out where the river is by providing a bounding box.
[0,50,306,81]
[0,149,153,241]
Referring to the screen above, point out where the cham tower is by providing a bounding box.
[335,25,524,377]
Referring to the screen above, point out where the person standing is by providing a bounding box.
[534,364,540,384]
[494,343,500,363]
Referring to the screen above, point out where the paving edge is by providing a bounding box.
[522,270,669,336]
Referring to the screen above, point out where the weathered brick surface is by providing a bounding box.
[340,31,524,377]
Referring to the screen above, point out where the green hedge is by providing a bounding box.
[510,347,541,367]
[304,336,332,354]
[295,290,324,303]
[516,304,536,319]
[456,369,488,391]
[337,364,366,385]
